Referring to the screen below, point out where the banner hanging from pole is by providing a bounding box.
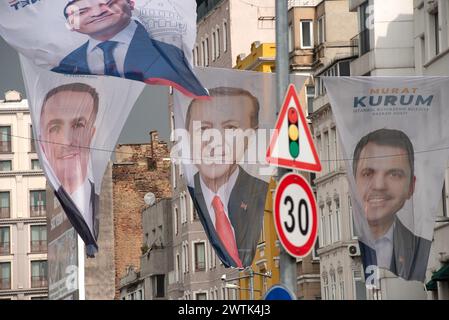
[324,76,449,283]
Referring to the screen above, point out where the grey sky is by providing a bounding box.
[0,37,171,145]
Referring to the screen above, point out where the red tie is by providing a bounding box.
[212,195,243,268]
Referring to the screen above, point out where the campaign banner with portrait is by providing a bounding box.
[172,67,306,268]
[0,0,206,97]
[20,55,145,256]
[323,76,449,283]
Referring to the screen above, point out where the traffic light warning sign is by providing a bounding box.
[266,84,322,172]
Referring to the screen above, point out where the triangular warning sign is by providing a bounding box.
[266,84,322,172]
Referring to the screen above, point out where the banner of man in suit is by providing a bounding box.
[21,56,145,256]
[0,0,206,97]
[172,67,306,268]
[323,76,449,283]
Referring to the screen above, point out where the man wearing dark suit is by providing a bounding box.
[353,129,431,281]
[186,87,269,268]
[40,83,100,256]
[53,0,207,97]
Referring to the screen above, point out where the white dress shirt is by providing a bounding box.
[86,20,138,77]
[199,166,239,232]
[374,222,394,269]
[70,176,94,237]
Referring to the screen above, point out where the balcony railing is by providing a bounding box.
[31,276,48,288]
[0,278,11,290]
[0,242,10,255]
[350,34,359,57]
[0,207,10,219]
[30,205,46,218]
[30,240,47,253]
[0,141,12,153]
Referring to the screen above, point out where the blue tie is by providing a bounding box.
[97,41,120,77]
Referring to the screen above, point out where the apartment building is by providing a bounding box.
[194,0,275,68]
[414,0,449,300]
[0,90,47,300]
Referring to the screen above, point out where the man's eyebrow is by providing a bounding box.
[71,116,88,124]
[386,168,406,175]
[221,120,240,126]
[46,119,63,128]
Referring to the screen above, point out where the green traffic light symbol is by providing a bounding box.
[288,107,299,158]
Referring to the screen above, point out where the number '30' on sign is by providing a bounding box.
[273,173,318,258]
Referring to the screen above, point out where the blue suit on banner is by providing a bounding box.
[52,21,207,97]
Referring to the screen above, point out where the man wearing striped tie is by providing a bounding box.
[186,87,269,268]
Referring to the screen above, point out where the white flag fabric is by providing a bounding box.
[324,76,449,282]
[20,55,145,256]
[0,0,206,97]
[172,67,306,268]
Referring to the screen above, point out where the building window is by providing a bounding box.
[339,272,345,299]
[353,267,367,300]
[324,131,330,172]
[328,204,333,244]
[212,31,216,61]
[331,127,338,171]
[205,37,210,66]
[0,262,11,290]
[320,206,326,246]
[30,125,36,153]
[330,271,336,300]
[176,253,181,282]
[442,183,448,217]
[0,160,12,172]
[151,275,165,298]
[181,192,187,224]
[431,9,440,55]
[0,227,10,255]
[31,260,47,288]
[359,1,371,55]
[30,190,46,217]
[306,86,315,115]
[318,15,326,44]
[194,46,199,66]
[0,126,12,153]
[223,21,228,52]
[194,242,206,271]
[30,225,47,253]
[300,20,313,49]
[174,206,179,235]
[195,292,207,300]
[335,199,341,242]
[288,24,294,52]
[172,164,177,189]
[31,159,41,170]
[349,195,356,238]
[322,273,328,300]
[216,28,221,58]
[0,192,10,219]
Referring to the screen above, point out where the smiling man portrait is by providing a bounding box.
[353,128,431,281]
[40,82,100,256]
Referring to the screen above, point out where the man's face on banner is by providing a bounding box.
[188,94,255,182]
[355,142,415,227]
[66,0,134,38]
[40,90,96,194]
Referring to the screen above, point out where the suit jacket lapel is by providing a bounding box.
[192,173,237,267]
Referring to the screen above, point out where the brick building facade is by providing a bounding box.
[113,131,171,298]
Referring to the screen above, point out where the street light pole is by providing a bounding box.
[276,0,297,297]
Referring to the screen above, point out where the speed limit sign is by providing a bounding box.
[274,173,318,258]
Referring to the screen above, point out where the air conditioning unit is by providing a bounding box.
[348,243,361,257]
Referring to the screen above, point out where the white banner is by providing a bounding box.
[0,0,206,97]
[21,55,145,256]
[172,67,306,268]
[324,76,449,282]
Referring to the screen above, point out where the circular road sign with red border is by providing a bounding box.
[274,173,318,258]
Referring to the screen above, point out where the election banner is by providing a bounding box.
[172,67,306,268]
[324,76,449,282]
[21,55,145,256]
[0,0,206,97]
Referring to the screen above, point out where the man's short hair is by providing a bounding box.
[64,0,81,19]
[41,83,99,121]
[352,128,415,181]
[185,87,260,129]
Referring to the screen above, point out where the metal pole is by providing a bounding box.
[276,0,297,297]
